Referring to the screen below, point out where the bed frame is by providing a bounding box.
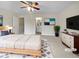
[0,48,41,57]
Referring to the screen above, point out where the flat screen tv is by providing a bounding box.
[66,15,79,30]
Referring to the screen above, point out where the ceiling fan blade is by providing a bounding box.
[33,7,40,10]
[20,1,27,4]
[20,1,40,10]
[20,6,26,8]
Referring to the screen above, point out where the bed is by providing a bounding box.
[0,34,41,57]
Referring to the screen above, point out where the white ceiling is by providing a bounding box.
[0,1,26,15]
[38,1,75,14]
[0,1,78,15]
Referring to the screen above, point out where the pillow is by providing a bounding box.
[1,30,9,36]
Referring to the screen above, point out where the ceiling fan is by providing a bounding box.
[20,1,40,11]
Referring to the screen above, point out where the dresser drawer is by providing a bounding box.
[61,33,74,48]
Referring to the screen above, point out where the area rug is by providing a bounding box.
[0,39,53,58]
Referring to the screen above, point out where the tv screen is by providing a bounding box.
[66,15,79,30]
[44,22,50,25]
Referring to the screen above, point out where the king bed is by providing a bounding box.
[0,34,41,57]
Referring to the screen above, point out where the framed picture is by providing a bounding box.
[0,15,3,26]
[49,18,56,25]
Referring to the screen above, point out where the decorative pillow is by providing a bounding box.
[1,30,9,36]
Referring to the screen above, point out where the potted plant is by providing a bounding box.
[54,25,60,37]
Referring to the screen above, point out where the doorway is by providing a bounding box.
[35,17,42,35]
[19,17,24,34]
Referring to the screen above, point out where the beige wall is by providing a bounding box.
[58,3,79,33]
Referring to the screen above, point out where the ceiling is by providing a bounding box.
[38,1,76,14]
[0,1,78,15]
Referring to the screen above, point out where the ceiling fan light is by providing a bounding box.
[31,8,34,11]
[27,6,31,11]
[27,7,34,12]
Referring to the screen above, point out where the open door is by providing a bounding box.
[35,17,42,35]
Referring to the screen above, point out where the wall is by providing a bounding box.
[42,25,55,35]
[38,13,58,35]
[0,5,58,35]
[24,12,58,35]
[24,13,36,34]
[12,16,19,34]
[0,9,13,26]
[34,13,59,25]
[41,17,55,35]
[0,8,22,34]
[58,3,79,34]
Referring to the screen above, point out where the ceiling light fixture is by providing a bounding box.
[27,6,34,12]
[20,1,40,12]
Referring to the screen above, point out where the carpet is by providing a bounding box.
[0,39,53,58]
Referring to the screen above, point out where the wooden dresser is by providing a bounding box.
[61,32,79,53]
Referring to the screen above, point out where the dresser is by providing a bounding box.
[61,32,79,53]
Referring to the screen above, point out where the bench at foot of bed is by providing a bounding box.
[0,48,41,57]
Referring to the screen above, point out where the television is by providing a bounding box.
[44,22,50,25]
[66,15,79,30]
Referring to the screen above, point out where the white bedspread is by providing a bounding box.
[0,34,41,50]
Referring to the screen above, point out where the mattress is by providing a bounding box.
[0,34,41,50]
